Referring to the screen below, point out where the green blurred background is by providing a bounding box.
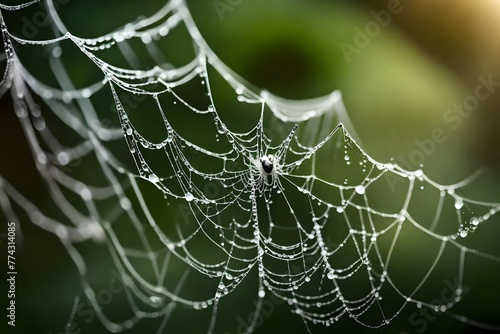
[1,0,500,333]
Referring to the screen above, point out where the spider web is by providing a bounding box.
[1,0,500,333]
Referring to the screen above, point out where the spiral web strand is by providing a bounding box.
[1,1,500,333]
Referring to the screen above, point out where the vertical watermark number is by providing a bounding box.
[6,222,16,327]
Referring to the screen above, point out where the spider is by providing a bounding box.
[252,153,281,193]
[250,124,300,192]
[260,154,274,174]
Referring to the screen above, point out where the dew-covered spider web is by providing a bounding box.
[1,1,500,333]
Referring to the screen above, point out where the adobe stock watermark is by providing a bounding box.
[21,0,72,38]
[212,0,243,21]
[48,269,126,334]
[385,74,500,191]
[340,0,418,64]
[399,277,470,334]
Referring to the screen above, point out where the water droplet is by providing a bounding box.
[82,88,91,98]
[185,192,194,202]
[52,46,62,58]
[327,271,335,280]
[258,289,266,298]
[62,92,72,103]
[471,217,479,226]
[459,230,468,238]
[148,173,159,183]
[355,185,365,195]
[150,295,163,305]
[37,152,47,164]
[57,152,70,165]
[43,90,53,99]
[140,33,152,44]
[80,188,92,201]
[454,198,464,210]
[120,198,131,210]
[159,26,169,36]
